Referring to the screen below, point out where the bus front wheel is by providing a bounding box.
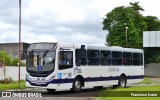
[118,76,127,88]
[71,78,82,92]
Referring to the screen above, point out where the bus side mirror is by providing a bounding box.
[23,49,27,54]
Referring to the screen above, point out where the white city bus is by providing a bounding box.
[26,42,144,92]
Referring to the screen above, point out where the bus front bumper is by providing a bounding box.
[26,81,58,89]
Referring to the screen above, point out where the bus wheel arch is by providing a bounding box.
[118,74,127,88]
[71,75,84,92]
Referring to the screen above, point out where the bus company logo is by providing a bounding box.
[1,92,42,97]
[76,67,82,73]
[2,92,11,97]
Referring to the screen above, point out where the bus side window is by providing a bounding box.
[59,51,73,70]
[133,53,140,66]
[100,50,111,65]
[76,49,86,66]
[112,51,122,65]
[123,52,132,65]
[141,53,143,65]
[87,50,99,65]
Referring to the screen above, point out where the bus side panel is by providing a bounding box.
[75,66,119,88]
[75,65,144,88]
[117,65,144,84]
[56,68,74,90]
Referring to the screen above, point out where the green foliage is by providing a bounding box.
[140,77,154,84]
[144,48,160,64]
[0,51,12,66]
[103,2,160,63]
[97,85,160,100]
[144,16,160,31]
[0,80,26,90]
[97,77,160,100]
[11,58,18,66]
[0,51,26,66]
[0,77,13,84]
[103,2,147,48]
[11,58,26,66]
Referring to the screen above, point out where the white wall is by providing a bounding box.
[0,66,26,81]
[143,31,160,47]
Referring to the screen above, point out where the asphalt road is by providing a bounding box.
[1,88,102,100]
[145,63,160,77]
[41,88,102,97]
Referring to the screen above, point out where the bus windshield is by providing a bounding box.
[26,50,56,72]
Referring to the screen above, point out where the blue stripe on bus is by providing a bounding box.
[50,78,74,83]
[84,76,119,82]
[26,75,144,86]
[127,75,144,79]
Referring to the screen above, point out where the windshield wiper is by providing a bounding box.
[37,50,49,62]
[38,45,57,61]
[27,50,34,59]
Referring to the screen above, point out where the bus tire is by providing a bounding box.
[71,78,82,92]
[46,89,56,93]
[118,76,126,88]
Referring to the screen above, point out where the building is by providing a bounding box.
[143,31,160,47]
[0,42,30,60]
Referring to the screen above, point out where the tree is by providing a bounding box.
[0,51,25,66]
[11,58,25,66]
[0,51,12,66]
[103,2,147,48]
[144,16,160,31]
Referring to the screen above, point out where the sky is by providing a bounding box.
[0,0,160,46]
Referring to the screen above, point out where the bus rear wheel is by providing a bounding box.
[118,76,127,88]
[71,78,82,92]
[46,89,56,93]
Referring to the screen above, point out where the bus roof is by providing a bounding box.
[29,42,143,52]
[87,45,143,52]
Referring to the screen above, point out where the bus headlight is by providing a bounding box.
[25,73,30,80]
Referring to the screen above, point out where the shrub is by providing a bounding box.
[11,58,26,66]
[0,77,13,84]
[0,51,12,66]
[0,51,26,66]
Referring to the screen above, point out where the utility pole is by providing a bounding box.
[18,0,21,87]
[124,23,128,48]
[125,27,128,48]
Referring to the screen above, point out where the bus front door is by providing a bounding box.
[57,50,74,89]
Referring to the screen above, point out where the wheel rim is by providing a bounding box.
[120,79,125,87]
[75,80,81,89]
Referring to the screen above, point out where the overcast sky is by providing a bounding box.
[0,0,160,46]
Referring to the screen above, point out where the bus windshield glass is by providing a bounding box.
[26,50,56,71]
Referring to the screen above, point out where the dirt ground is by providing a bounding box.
[150,78,160,83]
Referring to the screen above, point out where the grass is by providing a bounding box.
[6,66,26,67]
[97,85,160,100]
[140,77,156,84]
[97,77,160,100]
[0,80,26,91]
